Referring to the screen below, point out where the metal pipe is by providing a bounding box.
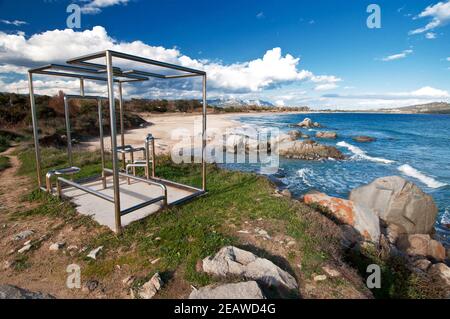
[103,168,168,207]
[65,94,107,100]
[120,196,166,216]
[28,72,43,188]
[63,95,73,167]
[57,177,114,203]
[98,99,107,189]
[106,50,122,234]
[151,138,156,178]
[202,74,207,191]
[80,77,85,96]
[118,82,126,170]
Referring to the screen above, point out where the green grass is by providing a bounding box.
[16,147,331,287]
[0,156,11,172]
[15,146,445,299]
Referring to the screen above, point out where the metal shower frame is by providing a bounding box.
[28,50,208,234]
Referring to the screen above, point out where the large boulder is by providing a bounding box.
[189,281,265,299]
[349,176,438,234]
[0,285,55,299]
[396,234,446,261]
[277,140,345,160]
[315,131,338,139]
[304,192,380,242]
[297,118,314,128]
[201,246,298,292]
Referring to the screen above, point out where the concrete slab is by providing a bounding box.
[61,177,196,231]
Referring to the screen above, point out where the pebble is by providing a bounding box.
[83,280,99,292]
[122,276,135,287]
[49,242,65,251]
[313,275,327,282]
[322,266,341,278]
[87,246,103,260]
[13,230,34,241]
[150,258,161,265]
[287,241,296,247]
[18,244,32,254]
[2,260,13,270]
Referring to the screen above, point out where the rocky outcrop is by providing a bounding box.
[304,192,380,242]
[428,263,450,287]
[315,131,337,139]
[287,130,302,140]
[397,234,446,261]
[353,136,376,143]
[0,285,55,299]
[349,176,438,234]
[297,118,320,128]
[201,246,298,292]
[277,140,345,160]
[189,281,265,299]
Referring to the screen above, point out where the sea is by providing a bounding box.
[221,113,450,246]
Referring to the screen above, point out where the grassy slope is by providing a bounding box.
[12,145,447,299]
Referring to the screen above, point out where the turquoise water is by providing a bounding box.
[223,113,450,246]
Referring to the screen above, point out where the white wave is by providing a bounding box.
[297,168,314,187]
[336,141,394,164]
[398,164,447,189]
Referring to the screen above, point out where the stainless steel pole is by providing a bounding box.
[63,96,73,167]
[98,99,106,189]
[118,82,126,170]
[28,72,43,188]
[80,77,85,96]
[106,51,122,234]
[202,75,207,191]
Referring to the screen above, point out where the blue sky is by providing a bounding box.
[0,0,449,109]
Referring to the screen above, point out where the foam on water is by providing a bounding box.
[398,164,447,189]
[297,168,314,187]
[337,141,394,164]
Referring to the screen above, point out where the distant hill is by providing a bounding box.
[380,102,450,114]
[207,98,274,108]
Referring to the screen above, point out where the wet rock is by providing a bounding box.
[277,140,345,160]
[353,136,376,143]
[87,246,103,260]
[304,192,380,242]
[0,285,55,299]
[287,130,302,140]
[13,230,34,241]
[137,273,163,299]
[297,118,320,128]
[350,176,438,234]
[315,131,338,139]
[201,246,298,292]
[189,281,265,299]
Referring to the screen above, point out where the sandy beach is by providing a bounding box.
[82,112,245,155]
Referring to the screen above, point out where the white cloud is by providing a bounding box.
[447,57,450,61]
[409,1,450,35]
[0,19,27,26]
[381,49,413,61]
[256,12,265,19]
[0,26,341,97]
[79,0,131,15]
[323,86,449,100]
[425,32,437,39]
[314,83,338,91]
[275,100,285,106]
